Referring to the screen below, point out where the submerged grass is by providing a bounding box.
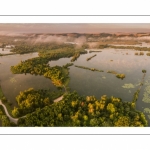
[122,83,135,89]
[89,50,102,53]
[107,70,117,74]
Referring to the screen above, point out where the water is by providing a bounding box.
[0,53,57,106]
[1,49,150,125]
[50,48,150,125]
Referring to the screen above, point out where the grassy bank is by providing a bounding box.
[0,86,3,99]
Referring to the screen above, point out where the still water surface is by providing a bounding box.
[50,48,150,125]
[1,48,150,125]
[0,53,57,106]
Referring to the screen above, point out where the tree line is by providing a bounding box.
[17,91,148,127]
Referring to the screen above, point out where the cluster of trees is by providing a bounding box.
[98,44,109,49]
[10,42,75,54]
[110,45,150,51]
[71,52,80,62]
[11,57,49,75]
[116,74,125,79]
[12,88,63,117]
[0,106,16,127]
[147,53,150,56]
[11,44,38,54]
[11,57,70,87]
[135,52,144,55]
[38,47,87,60]
[43,66,68,87]
[17,92,148,127]
[107,71,125,79]
[0,115,11,126]
[63,63,74,68]
[95,44,150,52]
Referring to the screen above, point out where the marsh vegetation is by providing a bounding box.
[75,65,104,72]
[86,54,97,61]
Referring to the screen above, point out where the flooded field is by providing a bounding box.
[1,48,150,125]
[50,48,150,125]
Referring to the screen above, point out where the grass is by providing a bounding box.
[0,106,5,114]
[0,87,3,99]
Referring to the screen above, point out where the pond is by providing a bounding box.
[0,53,57,106]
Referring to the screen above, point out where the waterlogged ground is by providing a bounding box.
[1,48,150,125]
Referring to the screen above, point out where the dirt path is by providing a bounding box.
[0,95,64,125]
[0,100,18,124]
[54,95,63,102]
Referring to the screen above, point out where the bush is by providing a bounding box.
[146,53,150,56]
[139,52,144,55]
[1,97,7,103]
[142,70,146,73]
[116,74,125,79]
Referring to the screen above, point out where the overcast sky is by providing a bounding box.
[0,23,150,34]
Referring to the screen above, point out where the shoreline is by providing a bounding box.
[0,95,64,125]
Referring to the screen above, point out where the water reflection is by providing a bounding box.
[50,48,150,125]
[1,49,150,125]
[0,52,56,106]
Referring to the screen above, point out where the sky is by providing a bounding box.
[0,23,150,34]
